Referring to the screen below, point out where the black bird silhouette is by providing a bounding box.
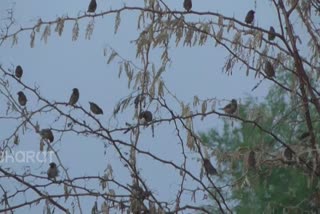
[89,102,103,115]
[17,91,27,106]
[283,148,293,161]
[203,158,218,175]
[268,26,276,41]
[40,129,54,143]
[298,132,310,141]
[68,88,79,106]
[183,0,192,12]
[245,10,255,24]
[220,99,237,115]
[47,162,59,180]
[15,65,23,79]
[264,60,275,78]
[248,151,256,169]
[139,111,153,124]
[87,0,97,13]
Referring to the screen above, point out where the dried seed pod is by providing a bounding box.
[134,94,145,109]
[129,184,150,201]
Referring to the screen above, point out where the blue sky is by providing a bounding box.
[0,0,275,213]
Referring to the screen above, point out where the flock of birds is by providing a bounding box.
[14,66,104,116]
[12,64,160,179]
[11,0,279,180]
[14,66,104,180]
[13,62,237,178]
[182,0,278,82]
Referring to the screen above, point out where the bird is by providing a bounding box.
[264,60,275,78]
[283,148,293,161]
[203,158,218,175]
[247,151,256,169]
[17,91,27,106]
[87,0,97,13]
[298,132,310,141]
[245,10,255,24]
[89,102,103,114]
[68,88,79,106]
[47,162,59,180]
[40,129,54,143]
[139,111,153,124]
[268,26,276,41]
[15,65,23,79]
[220,99,237,115]
[183,0,192,12]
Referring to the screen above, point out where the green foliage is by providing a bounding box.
[200,79,320,212]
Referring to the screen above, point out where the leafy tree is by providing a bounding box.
[201,73,320,212]
[0,0,319,213]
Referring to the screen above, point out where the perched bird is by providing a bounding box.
[17,91,27,106]
[298,132,310,141]
[40,129,54,143]
[139,110,153,124]
[268,26,276,41]
[87,0,97,13]
[220,99,237,115]
[183,0,192,12]
[89,102,103,115]
[68,88,79,106]
[203,158,218,175]
[247,151,256,169]
[264,60,275,78]
[245,10,255,24]
[283,148,293,161]
[47,162,59,180]
[15,65,23,79]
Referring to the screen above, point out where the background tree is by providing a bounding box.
[0,0,319,213]
[201,74,320,212]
